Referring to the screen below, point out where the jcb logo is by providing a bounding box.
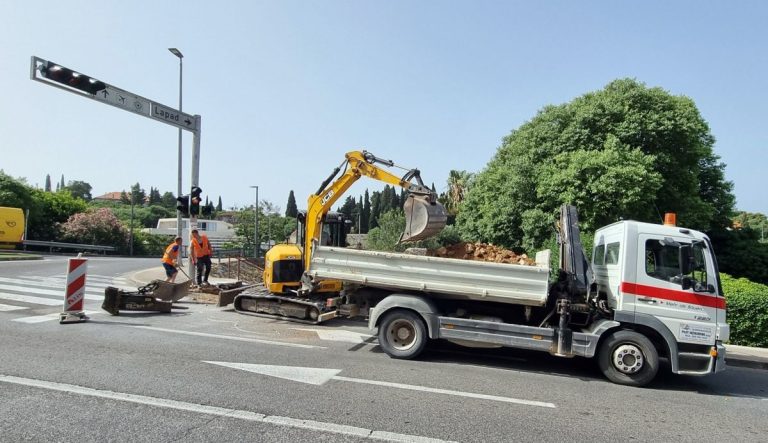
[321,190,334,205]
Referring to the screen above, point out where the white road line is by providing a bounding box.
[0,303,28,312]
[130,326,326,350]
[0,374,453,443]
[1,276,117,291]
[0,283,103,301]
[333,375,556,408]
[0,292,62,306]
[12,310,101,324]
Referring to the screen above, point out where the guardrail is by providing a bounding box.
[23,240,116,254]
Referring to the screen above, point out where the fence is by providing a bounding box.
[23,240,116,254]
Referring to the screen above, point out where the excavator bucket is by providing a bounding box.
[400,195,448,243]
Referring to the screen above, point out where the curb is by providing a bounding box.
[0,255,43,261]
[726,357,768,371]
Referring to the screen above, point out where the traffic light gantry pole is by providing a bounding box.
[30,56,203,278]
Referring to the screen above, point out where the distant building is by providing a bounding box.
[92,192,123,202]
[142,218,237,254]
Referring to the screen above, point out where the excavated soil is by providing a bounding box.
[428,242,536,266]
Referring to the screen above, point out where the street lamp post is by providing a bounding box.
[168,48,183,241]
[129,190,135,256]
[250,186,259,259]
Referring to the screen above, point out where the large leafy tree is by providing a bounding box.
[28,189,87,240]
[65,180,93,201]
[457,79,735,250]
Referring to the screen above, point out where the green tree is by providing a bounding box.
[216,196,223,212]
[457,78,735,250]
[338,196,357,219]
[0,171,35,210]
[439,170,474,216]
[65,180,93,201]
[148,187,162,205]
[59,174,65,190]
[28,189,87,240]
[362,189,371,234]
[286,190,298,218]
[369,191,381,231]
[161,191,177,209]
[44,174,52,192]
[130,183,146,206]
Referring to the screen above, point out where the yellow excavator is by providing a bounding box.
[234,150,447,322]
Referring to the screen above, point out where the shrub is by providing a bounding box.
[721,274,768,347]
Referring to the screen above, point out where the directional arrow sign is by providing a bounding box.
[151,103,197,131]
[204,361,556,408]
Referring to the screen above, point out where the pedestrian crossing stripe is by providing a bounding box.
[0,303,28,312]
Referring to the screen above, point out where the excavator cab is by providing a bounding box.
[263,211,349,294]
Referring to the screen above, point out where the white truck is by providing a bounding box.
[303,205,728,387]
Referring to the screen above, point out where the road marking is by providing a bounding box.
[295,328,374,344]
[130,326,326,349]
[205,361,557,408]
[0,374,453,443]
[0,282,103,300]
[12,310,101,324]
[0,303,28,312]
[0,292,62,306]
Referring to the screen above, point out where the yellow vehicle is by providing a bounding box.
[0,207,25,250]
[235,150,447,322]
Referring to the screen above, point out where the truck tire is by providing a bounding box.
[378,309,428,359]
[598,330,659,387]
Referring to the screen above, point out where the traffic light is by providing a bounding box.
[39,61,106,95]
[190,186,203,216]
[176,195,190,217]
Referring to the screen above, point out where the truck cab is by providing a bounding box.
[592,220,728,375]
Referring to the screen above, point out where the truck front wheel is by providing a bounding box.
[378,309,428,359]
[598,330,659,387]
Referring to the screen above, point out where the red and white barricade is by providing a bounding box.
[60,254,89,324]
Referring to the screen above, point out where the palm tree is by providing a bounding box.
[442,170,474,215]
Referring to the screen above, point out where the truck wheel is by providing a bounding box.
[598,330,659,387]
[378,309,428,359]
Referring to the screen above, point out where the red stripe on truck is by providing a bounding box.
[621,282,726,310]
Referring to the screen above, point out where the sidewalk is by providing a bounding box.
[128,266,238,287]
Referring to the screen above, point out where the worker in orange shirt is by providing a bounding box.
[161,236,183,282]
[190,228,212,286]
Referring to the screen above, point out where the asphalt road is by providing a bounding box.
[1,257,767,442]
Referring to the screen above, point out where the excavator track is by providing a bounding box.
[233,286,337,324]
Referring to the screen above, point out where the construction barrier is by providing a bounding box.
[60,254,88,324]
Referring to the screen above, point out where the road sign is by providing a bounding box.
[30,56,199,134]
[151,103,197,131]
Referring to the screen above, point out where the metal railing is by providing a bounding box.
[23,240,116,254]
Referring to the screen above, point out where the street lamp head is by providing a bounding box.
[168,48,184,58]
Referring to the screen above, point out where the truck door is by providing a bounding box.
[629,235,721,346]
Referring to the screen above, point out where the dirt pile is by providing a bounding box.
[428,242,536,266]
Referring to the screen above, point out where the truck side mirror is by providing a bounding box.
[681,276,693,291]
[679,244,693,275]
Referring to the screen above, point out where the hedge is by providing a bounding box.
[722,274,768,347]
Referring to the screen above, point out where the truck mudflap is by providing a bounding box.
[233,288,337,324]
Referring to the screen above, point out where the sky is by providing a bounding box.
[1,1,766,216]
